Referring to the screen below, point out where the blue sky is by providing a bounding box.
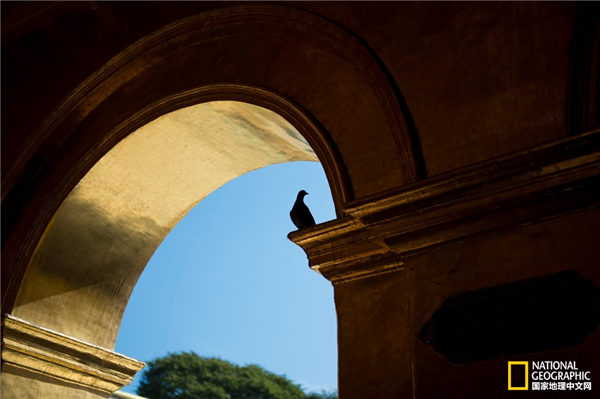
[115,161,338,394]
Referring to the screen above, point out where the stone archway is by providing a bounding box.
[11,100,325,349]
[2,4,421,316]
[3,98,343,398]
[4,3,600,399]
[1,6,423,398]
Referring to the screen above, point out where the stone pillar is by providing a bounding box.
[289,131,600,398]
[1,315,145,399]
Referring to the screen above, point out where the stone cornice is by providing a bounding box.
[289,130,600,284]
[344,129,600,217]
[1,314,145,394]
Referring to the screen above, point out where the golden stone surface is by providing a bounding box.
[2,314,144,397]
[13,101,316,349]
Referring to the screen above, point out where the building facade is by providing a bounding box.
[2,2,599,398]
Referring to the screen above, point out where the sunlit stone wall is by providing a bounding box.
[12,101,317,349]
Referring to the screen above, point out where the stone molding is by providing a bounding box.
[289,130,600,284]
[1,314,145,395]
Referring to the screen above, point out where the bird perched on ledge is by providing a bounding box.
[290,190,316,230]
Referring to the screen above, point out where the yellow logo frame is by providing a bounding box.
[508,361,529,390]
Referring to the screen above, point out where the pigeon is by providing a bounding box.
[290,190,316,230]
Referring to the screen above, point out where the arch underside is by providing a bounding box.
[13,101,319,348]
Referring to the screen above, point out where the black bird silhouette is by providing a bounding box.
[290,190,316,230]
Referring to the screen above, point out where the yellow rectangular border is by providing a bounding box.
[508,361,529,390]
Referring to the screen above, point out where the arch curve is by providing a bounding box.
[100,84,353,215]
[11,99,331,348]
[2,4,421,324]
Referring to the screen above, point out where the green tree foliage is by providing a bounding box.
[305,391,338,399]
[137,351,336,399]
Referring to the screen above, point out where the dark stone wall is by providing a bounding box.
[302,2,578,175]
[335,208,600,398]
[2,2,580,179]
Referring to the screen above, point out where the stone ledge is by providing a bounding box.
[2,314,145,395]
[315,252,406,284]
[289,130,600,283]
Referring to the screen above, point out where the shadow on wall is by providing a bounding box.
[15,192,165,306]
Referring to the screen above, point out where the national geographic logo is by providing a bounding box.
[508,361,592,392]
[508,361,529,390]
